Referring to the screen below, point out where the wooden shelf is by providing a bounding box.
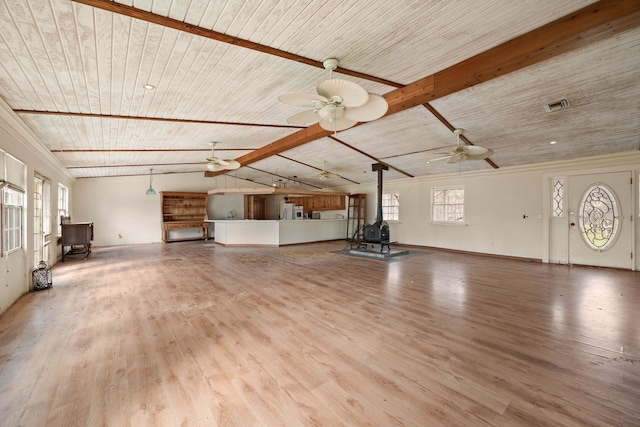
[160,191,208,243]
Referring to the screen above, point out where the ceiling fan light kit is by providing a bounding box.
[317,160,338,181]
[279,58,388,132]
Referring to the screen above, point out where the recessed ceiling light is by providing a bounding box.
[550,140,557,145]
[143,84,155,90]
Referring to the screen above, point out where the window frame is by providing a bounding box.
[381,192,400,222]
[57,184,68,235]
[3,185,24,255]
[578,183,621,251]
[552,178,565,218]
[431,185,465,225]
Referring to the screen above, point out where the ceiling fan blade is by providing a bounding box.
[206,157,230,166]
[222,160,241,170]
[464,145,491,156]
[206,162,226,172]
[286,109,320,125]
[343,93,388,122]
[278,92,327,107]
[318,117,357,132]
[465,148,494,160]
[427,156,452,163]
[317,79,369,108]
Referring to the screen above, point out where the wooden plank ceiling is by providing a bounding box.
[0,0,639,188]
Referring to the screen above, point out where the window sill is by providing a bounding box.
[431,221,467,227]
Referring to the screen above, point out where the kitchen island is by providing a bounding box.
[206,219,346,247]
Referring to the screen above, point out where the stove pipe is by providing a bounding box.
[372,163,388,224]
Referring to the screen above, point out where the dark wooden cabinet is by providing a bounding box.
[161,192,208,242]
[347,194,366,239]
[61,222,93,261]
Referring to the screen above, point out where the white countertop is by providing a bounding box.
[205,219,345,222]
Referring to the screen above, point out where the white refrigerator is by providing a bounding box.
[281,203,295,220]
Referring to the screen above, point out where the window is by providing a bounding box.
[579,184,620,251]
[432,186,464,223]
[34,177,43,264]
[382,192,399,221]
[58,184,68,235]
[552,179,564,217]
[3,186,24,255]
[34,177,51,264]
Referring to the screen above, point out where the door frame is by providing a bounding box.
[542,164,637,270]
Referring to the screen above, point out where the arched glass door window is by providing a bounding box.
[579,184,620,251]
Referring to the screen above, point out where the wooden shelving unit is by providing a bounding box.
[160,191,208,242]
[347,194,366,239]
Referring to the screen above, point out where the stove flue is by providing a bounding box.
[360,163,390,252]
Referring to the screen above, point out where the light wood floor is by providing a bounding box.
[0,241,638,426]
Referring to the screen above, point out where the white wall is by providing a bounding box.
[73,173,257,247]
[0,101,75,315]
[338,153,640,267]
[73,152,640,266]
[209,194,245,220]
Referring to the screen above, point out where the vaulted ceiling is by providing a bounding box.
[1,0,639,189]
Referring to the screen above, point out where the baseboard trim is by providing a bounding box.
[390,243,543,264]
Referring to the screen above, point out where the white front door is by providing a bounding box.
[568,171,633,269]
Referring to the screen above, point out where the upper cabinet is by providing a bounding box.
[288,195,345,211]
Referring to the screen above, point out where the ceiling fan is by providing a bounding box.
[428,129,493,164]
[278,58,388,132]
[317,161,338,181]
[206,142,241,172]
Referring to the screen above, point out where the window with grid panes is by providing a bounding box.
[3,186,23,255]
[382,192,399,221]
[432,186,464,223]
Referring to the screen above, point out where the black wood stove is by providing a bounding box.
[350,163,390,253]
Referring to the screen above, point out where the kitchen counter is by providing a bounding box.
[206,219,346,246]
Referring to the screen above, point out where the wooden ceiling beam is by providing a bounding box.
[50,149,247,153]
[66,162,205,169]
[213,0,640,176]
[243,165,325,189]
[328,136,415,178]
[428,0,640,101]
[276,155,361,185]
[70,0,402,88]
[205,124,332,176]
[14,110,300,129]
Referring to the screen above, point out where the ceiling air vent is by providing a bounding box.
[543,98,570,113]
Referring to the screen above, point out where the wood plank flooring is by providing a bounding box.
[0,241,638,426]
